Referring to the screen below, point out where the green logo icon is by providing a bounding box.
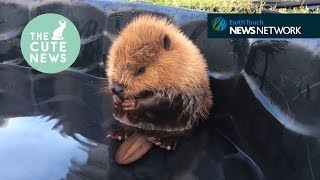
[21,13,80,74]
[212,17,227,32]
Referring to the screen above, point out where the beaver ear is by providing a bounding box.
[160,34,171,50]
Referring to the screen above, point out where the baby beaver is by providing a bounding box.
[106,14,213,150]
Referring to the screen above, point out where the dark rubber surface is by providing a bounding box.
[0,0,319,180]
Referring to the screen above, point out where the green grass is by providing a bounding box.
[269,6,320,13]
[126,0,320,13]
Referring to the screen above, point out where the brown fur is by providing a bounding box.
[106,14,213,130]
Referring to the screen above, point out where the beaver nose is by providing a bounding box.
[111,81,124,96]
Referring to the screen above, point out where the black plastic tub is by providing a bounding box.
[0,0,320,180]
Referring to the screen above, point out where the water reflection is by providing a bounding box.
[244,39,320,138]
[244,71,320,137]
[0,116,88,180]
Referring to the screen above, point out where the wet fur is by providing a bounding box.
[106,15,213,139]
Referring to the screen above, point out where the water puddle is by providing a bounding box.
[0,116,89,180]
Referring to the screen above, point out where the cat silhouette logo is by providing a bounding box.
[52,20,66,40]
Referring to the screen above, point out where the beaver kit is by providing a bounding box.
[105,14,213,163]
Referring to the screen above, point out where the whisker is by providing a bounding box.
[82,80,108,87]
[80,81,110,95]
[95,86,112,95]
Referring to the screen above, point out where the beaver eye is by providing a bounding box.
[135,67,145,76]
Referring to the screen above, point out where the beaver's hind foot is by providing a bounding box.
[106,127,134,141]
[148,136,180,151]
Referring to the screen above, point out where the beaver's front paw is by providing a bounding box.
[112,94,123,109]
[122,99,139,111]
